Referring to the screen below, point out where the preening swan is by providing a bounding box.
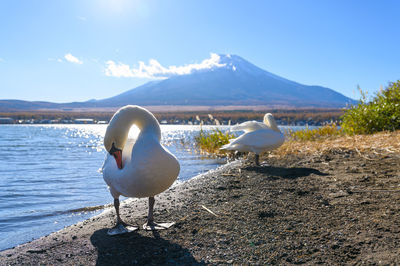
[221,113,285,165]
[102,105,180,235]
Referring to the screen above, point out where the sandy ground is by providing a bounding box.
[0,149,399,265]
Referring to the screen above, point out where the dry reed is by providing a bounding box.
[272,130,400,158]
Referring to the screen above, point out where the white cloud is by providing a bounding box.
[105,53,226,78]
[64,53,83,64]
[0,58,4,62]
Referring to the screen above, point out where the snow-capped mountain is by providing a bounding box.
[92,54,355,107]
[0,54,356,111]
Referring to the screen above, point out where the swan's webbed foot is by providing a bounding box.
[143,196,175,230]
[142,221,175,231]
[107,221,138,236]
[108,198,138,235]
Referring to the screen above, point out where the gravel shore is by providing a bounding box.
[1,149,399,265]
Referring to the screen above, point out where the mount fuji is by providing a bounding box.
[0,54,356,111]
[91,54,355,108]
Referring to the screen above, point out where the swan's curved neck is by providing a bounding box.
[118,107,160,136]
[105,106,161,151]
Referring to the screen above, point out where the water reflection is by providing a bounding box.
[0,124,226,251]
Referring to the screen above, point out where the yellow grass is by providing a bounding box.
[195,128,236,155]
[287,123,343,141]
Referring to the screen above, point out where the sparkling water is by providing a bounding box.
[0,124,226,251]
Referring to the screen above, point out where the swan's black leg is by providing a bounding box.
[255,154,260,166]
[234,151,242,159]
[147,196,155,224]
[114,198,125,225]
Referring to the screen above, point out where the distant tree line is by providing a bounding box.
[0,108,344,125]
[153,109,343,125]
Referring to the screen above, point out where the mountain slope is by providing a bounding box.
[0,54,356,111]
[92,54,355,108]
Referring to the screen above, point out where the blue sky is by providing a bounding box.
[0,0,399,103]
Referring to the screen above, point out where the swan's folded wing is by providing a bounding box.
[230,121,268,132]
[221,129,285,153]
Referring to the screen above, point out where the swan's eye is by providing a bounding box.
[109,142,120,155]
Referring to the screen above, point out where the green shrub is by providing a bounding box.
[341,81,400,134]
[195,128,236,154]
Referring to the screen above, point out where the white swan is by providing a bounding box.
[102,105,180,235]
[221,113,285,165]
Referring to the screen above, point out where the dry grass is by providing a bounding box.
[272,130,400,158]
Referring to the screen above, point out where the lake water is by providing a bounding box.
[0,124,306,251]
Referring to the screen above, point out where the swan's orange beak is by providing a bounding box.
[112,150,123,169]
[110,143,123,169]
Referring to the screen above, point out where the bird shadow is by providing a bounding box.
[242,165,329,179]
[90,229,202,265]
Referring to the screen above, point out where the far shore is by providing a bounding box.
[0,107,343,126]
[1,132,399,264]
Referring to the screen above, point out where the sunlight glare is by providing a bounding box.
[99,0,133,14]
[92,0,145,19]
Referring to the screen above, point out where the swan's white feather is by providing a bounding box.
[221,128,284,154]
[230,121,268,132]
[102,106,180,199]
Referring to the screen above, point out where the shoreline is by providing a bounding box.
[0,107,342,126]
[0,160,242,262]
[1,149,399,264]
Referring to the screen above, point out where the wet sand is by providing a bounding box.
[1,150,399,265]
